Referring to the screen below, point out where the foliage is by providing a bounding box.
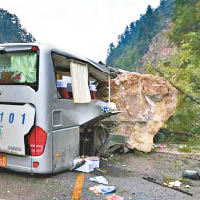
[106,0,174,71]
[169,0,200,46]
[0,9,35,43]
[107,0,200,137]
[147,0,200,136]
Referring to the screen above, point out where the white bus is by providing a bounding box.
[0,43,115,174]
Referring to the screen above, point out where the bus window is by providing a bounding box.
[52,53,72,99]
[52,52,92,103]
[0,52,38,88]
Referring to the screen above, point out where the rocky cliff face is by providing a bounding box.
[139,21,176,73]
[100,72,178,152]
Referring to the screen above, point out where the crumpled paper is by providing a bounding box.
[89,185,116,195]
[89,176,108,185]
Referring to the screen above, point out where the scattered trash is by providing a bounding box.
[89,176,108,185]
[183,170,200,180]
[168,180,182,187]
[89,185,116,195]
[143,177,193,196]
[105,194,124,200]
[89,185,100,195]
[73,157,100,173]
[69,159,86,171]
[162,182,168,187]
[98,185,116,194]
[85,156,100,168]
[185,185,191,189]
[73,158,94,173]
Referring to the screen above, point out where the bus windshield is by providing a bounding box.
[0,52,38,84]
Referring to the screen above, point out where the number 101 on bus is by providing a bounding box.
[0,112,26,125]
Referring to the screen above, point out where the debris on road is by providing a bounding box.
[70,159,86,171]
[183,170,200,180]
[185,185,191,189]
[73,158,94,173]
[72,157,100,173]
[89,185,116,195]
[85,156,100,168]
[105,193,124,200]
[168,180,182,187]
[89,176,108,185]
[143,177,193,196]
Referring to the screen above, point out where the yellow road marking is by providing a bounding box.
[71,173,85,200]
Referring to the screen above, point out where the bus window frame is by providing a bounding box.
[51,52,73,100]
[0,50,40,91]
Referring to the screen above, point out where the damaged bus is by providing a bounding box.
[0,43,116,174]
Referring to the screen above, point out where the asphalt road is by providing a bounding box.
[0,151,200,200]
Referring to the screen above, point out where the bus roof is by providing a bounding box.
[0,43,110,76]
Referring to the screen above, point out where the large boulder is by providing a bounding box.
[99,72,178,152]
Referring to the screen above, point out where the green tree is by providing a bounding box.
[169,0,200,45]
[0,9,35,43]
[147,0,200,135]
[106,0,174,70]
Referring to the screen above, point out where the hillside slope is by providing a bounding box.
[0,9,35,43]
[139,21,176,72]
[106,0,174,71]
[143,0,200,137]
[107,0,200,139]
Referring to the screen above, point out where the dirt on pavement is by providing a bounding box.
[0,146,200,200]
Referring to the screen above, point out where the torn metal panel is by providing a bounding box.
[80,111,121,156]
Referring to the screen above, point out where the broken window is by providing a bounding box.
[52,52,97,103]
[52,53,72,99]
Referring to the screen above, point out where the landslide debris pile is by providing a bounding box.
[98,72,178,152]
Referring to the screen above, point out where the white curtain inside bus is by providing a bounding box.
[70,61,91,103]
